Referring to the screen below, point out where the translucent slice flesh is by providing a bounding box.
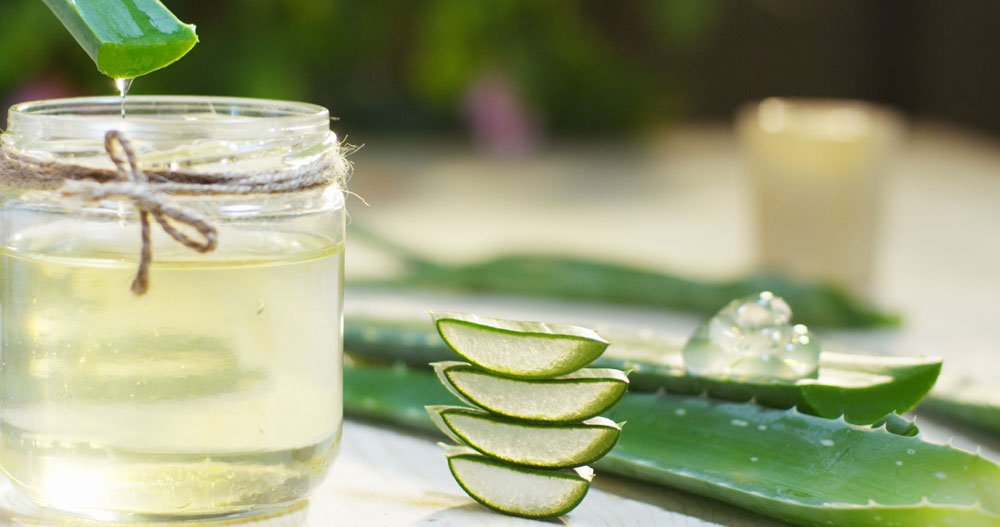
[446,450,592,519]
[428,406,621,468]
[432,312,608,379]
[433,361,628,422]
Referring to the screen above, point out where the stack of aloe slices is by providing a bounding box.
[425,312,629,519]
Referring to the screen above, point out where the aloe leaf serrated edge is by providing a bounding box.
[344,362,1000,527]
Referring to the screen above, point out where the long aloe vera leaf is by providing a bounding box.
[351,226,896,328]
[344,362,1000,527]
[923,377,1000,435]
[344,316,940,425]
[42,0,198,78]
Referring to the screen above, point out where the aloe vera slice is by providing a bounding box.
[432,312,608,379]
[445,446,593,519]
[433,361,629,422]
[345,316,940,425]
[428,405,621,468]
[345,363,1000,527]
[42,0,198,78]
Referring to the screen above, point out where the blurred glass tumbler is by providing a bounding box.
[737,98,903,297]
[0,97,346,520]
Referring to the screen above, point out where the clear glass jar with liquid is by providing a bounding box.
[0,96,345,520]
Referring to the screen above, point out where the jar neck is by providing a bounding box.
[3,96,338,175]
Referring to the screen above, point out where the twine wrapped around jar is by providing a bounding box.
[0,130,350,295]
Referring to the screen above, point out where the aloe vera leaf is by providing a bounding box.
[434,361,629,422]
[606,349,941,426]
[432,312,608,378]
[42,0,198,78]
[922,377,1000,435]
[344,362,1000,527]
[344,316,940,425]
[873,412,920,437]
[350,230,897,327]
[427,405,622,468]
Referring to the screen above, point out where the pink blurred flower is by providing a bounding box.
[463,71,542,156]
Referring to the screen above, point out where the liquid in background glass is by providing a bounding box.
[0,96,345,519]
[737,98,903,298]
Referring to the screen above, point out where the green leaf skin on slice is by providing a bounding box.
[42,0,198,78]
[445,448,593,519]
[344,316,941,426]
[431,312,608,379]
[433,361,629,422]
[345,363,1000,527]
[426,405,622,468]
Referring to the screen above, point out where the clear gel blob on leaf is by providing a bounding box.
[682,291,820,382]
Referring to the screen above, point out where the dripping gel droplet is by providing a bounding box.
[114,78,134,119]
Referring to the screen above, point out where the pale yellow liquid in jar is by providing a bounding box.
[0,220,343,519]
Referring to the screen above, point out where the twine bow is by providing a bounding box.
[59,131,218,295]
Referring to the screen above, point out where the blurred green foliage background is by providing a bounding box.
[1,0,723,135]
[1,1,998,138]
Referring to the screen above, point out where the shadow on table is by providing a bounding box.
[588,473,790,527]
[417,472,788,527]
[422,503,566,525]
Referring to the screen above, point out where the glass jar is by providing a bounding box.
[0,96,346,519]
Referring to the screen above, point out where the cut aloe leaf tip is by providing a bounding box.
[432,312,608,379]
[428,405,622,469]
[433,361,629,422]
[445,446,594,520]
[43,0,198,79]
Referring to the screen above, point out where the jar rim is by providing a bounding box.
[6,95,331,142]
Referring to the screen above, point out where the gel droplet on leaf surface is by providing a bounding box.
[682,292,820,382]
